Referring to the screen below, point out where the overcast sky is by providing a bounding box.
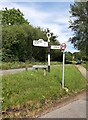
[0,1,79,53]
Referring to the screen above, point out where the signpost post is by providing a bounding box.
[60,43,66,88]
[47,32,51,72]
[62,50,65,88]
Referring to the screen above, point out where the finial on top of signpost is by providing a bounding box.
[47,32,51,42]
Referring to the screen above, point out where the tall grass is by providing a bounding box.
[2,65,87,111]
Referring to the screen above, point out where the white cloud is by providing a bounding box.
[20,6,51,24]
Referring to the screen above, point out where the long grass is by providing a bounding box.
[2,65,87,111]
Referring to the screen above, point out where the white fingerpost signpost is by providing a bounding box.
[33,32,67,88]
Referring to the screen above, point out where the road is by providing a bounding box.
[76,65,88,80]
[0,67,33,75]
[40,91,87,118]
[0,65,58,75]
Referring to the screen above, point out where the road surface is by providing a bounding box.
[40,91,87,118]
[0,67,33,75]
[76,65,88,80]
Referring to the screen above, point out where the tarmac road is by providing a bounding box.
[0,67,33,75]
[76,65,88,80]
[40,91,87,118]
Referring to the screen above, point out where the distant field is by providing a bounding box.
[2,65,87,117]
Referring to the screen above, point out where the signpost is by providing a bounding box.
[33,33,66,88]
[61,43,66,88]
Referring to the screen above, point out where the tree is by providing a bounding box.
[73,51,88,61]
[65,52,73,62]
[1,8,61,62]
[1,8,29,26]
[2,24,48,62]
[51,50,62,62]
[2,24,30,61]
[69,2,88,56]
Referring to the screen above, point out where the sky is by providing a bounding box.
[0,1,79,53]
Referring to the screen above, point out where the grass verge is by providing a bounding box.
[2,65,87,117]
[0,62,32,70]
[82,61,88,71]
[1,61,62,70]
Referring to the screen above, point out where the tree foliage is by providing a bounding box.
[2,24,59,62]
[69,2,88,56]
[1,8,29,26]
[2,24,47,62]
[2,8,61,62]
[73,51,87,61]
[65,52,73,62]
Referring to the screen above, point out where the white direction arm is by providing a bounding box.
[51,45,61,49]
[33,39,48,47]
